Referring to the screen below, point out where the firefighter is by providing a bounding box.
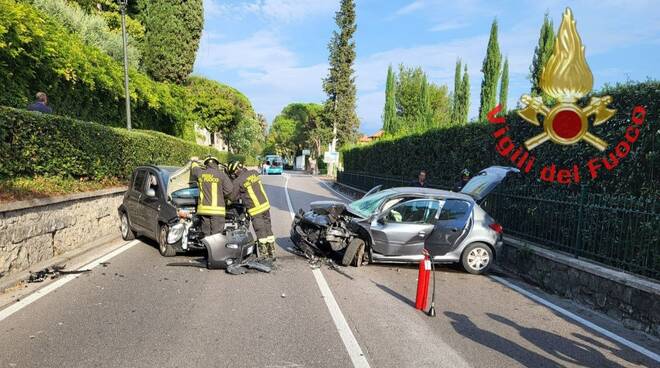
[226,161,276,261]
[191,156,233,236]
[453,168,471,192]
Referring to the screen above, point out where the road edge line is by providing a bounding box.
[283,174,370,368]
[490,275,660,363]
[313,176,353,202]
[316,175,659,364]
[0,240,140,323]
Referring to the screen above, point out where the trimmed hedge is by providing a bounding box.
[0,106,226,180]
[343,81,659,197]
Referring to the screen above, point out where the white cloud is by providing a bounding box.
[196,31,297,70]
[429,20,471,32]
[204,0,336,23]
[394,1,426,16]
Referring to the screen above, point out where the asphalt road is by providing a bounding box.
[0,172,658,367]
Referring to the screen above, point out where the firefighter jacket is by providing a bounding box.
[230,169,270,217]
[191,164,233,216]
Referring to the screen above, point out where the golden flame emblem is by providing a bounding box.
[517,8,616,151]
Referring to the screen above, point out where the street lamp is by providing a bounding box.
[119,0,131,130]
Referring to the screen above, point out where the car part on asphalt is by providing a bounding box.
[28,266,90,283]
[290,166,518,275]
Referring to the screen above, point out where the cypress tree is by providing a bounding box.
[323,0,359,145]
[499,58,509,112]
[478,19,501,121]
[451,59,462,124]
[382,65,397,133]
[530,12,555,98]
[419,74,433,130]
[459,64,470,125]
[139,0,204,83]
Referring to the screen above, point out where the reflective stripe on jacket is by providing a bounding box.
[191,165,233,216]
[231,169,270,216]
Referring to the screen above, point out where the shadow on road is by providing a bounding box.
[372,280,415,307]
[445,311,563,368]
[487,313,626,368]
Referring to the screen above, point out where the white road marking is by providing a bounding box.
[313,176,353,202]
[317,175,659,364]
[0,240,139,323]
[490,275,660,363]
[283,174,370,368]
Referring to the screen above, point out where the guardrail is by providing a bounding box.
[337,171,659,280]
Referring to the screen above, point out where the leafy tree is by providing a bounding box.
[266,116,300,159]
[185,77,254,146]
[227,117,264,157]
[267,103,331,159]
[323,0,359,146]
[451,59,462,123]
[33,0,141,68]
[457,64,470,125]
[137,0,204,83]
[530,12,555,99]
[499,58,509,112]
[479,19,502,121]
[394,65,451,132]
[382,65,397,134]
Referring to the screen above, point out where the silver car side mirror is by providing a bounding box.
[146,188,156,197]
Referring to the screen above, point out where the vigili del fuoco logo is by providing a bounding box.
[487,7,647,185]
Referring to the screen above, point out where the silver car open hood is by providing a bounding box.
[460,166,520,202]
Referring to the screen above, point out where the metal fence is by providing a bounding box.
[337,171,660,280]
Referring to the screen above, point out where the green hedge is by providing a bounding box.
[0,106,226,179]
[0,0,192,139]
[343,81,659,197]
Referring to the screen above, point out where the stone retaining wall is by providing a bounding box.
[0,188,125,278]
[499,237,660,337]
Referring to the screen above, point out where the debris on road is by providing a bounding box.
[28,266,90,283]
[281,293,286,298]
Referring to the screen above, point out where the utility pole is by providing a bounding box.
[329,95,338,177]
[120,0,132,130]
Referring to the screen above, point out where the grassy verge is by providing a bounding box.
[0,176,125,204]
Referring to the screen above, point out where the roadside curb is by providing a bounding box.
[0,234,121,293]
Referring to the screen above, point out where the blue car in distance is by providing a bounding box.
[263,155,284,175]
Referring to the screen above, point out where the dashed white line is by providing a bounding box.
[283,173,370,368]
[0,240,139,323]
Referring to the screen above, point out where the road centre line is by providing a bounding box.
[0,240,140,323]
[314,174,660,364]
[283,174,371,368]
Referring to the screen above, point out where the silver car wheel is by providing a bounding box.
[467,247,490,271]
[121,214,129,238]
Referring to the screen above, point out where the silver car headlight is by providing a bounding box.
[167,223,185,244]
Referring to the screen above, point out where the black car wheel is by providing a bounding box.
[461,243,493,275]
[342,238,365,267]
[120,212,136,241]
[158,224,177,257]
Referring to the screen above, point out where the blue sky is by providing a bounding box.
[193,0,660,135]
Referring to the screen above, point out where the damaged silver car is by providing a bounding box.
[290,166,519,274]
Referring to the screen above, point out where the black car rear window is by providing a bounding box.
[133,170,146,193]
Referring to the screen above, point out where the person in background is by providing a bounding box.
[262,160,270,175]
[410,170,428,187]
[27,92,53,114]
[453,169,471,192]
